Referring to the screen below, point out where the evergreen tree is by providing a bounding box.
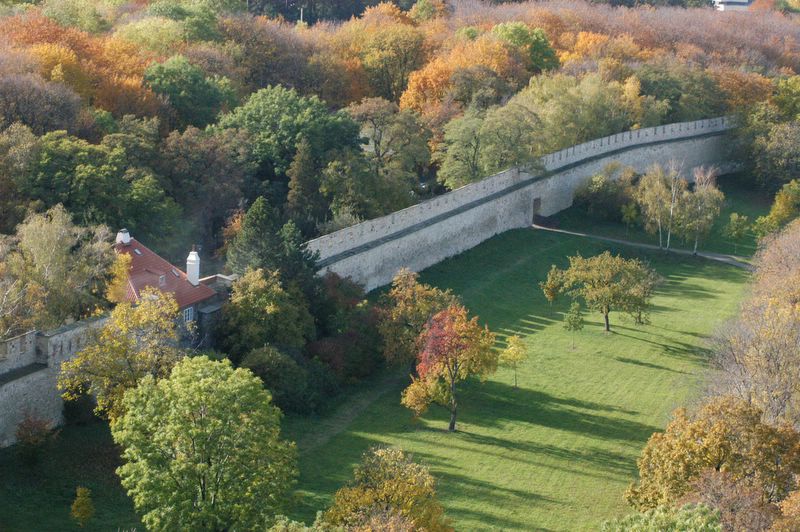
[286,138,326,236]
[226,196,283,275]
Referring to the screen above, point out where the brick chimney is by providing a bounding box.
[186,246,200,286]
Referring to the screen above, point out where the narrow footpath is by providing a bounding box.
[531,224,752,270]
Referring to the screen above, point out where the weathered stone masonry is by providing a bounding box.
[307,117,736,291]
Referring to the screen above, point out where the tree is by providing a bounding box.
[218,269,314,362]
[241,346,309,414]
[286,138,327,235]
[225,196,283,275]
[602,504,721,532]
[434,110,484,189]
[680,167,724,255]
[324,447,449,531]
[541,252,659,332]
[499,335,527,388]
[0,205,114,338]
[491,22,559,74]
[70,487,95,528]
[401,304,497,432]
[753,121,800,189]
[58,288,184,421]
[621,202,639,237]
[753,180,800,238]
[0,74,82,135]
[346,97,431,213]
[563,302,584,349]
[636,164,687,250]
[217,85,360,180]
[625,396,800,510]
[378,268,459,365]
[145,55,234,129]
[724,213,750,254]
[360,24,427,102]
[111,356,297,532]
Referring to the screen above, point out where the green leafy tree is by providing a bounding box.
[217,85,360,179]
[286,138,327,235]
[111,356,297,532]
[491,22,559,73]
[724,213,750,254]
[219,268,314,362]
[499,335,527,388]
[241,346,309,414]
[563,302,584,349]
[434,110,484,189]
[145,55,234,128]
[541,252,659,332]
[225,196,283,275]
[602,504,721,532]
[401,304,497,431]
[0,205,113,338]
[70,487,95,528]
[753,121,800,189]
[361,24,427,102]
[324,447,449,531]
[680,167,725,255]
[621,202,639,237]
[58,288,184,421]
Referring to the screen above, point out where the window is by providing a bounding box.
[158,275,166,286]
[183,307,194,323]
[133,248,142,255]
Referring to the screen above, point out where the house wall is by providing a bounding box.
[307,117,736,291]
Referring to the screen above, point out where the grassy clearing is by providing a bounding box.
[286,229,750,531]
[555,174,773,257]
[0,228,751,532]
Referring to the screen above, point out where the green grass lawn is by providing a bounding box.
[0,228,750,532]
[555,174,773,257]
[285,229,750,531]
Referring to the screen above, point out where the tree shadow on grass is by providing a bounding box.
[434,381,659,445]
[613,356,688,374]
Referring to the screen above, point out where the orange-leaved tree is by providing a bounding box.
[401,304,496,432]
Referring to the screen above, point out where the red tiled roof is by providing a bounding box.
[114,238,216,309]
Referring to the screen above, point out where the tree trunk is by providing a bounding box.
[693,235,699,256]
[513,368,517,389]
[448,378,458,431]
[603,310,610,332]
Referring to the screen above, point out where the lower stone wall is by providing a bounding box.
[315,132,732,291]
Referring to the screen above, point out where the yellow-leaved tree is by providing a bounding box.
[58,287,183,421]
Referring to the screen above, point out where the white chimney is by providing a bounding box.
[116,229,131,245]
[186,246,200,286]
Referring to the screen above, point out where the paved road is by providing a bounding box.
[531,224,753,270]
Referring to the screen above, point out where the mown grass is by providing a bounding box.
[555,174,773,257]
[285,229,750,531]
[0,228,751,532]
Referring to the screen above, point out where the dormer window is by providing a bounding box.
[159,275,166,286]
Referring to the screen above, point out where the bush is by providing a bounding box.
[573,163,637,222]
[15,412,55,465]
[62,392,98,426]
[241,346,310,414]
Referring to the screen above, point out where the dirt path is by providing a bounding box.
[531,224,752,270]
[296,369,408,454]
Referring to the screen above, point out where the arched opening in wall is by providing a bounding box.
[531,197,542,224]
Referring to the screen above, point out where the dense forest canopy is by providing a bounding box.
[0,0,796,263]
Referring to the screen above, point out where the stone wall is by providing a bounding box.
[0,318,105,447]
[307,117,735,291]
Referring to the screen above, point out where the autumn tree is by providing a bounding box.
[753,180,800,238]
[58,288,184,421]
[218,268,314,362]
[324,446,450,531]
[111,356,297,532]
[360,23,427,102]
[499,335,527,388]
[563,302,584,349]
[626,396,800,510]
[541,252,659,332]
[70,487,95,528]
[401,304,497,432]
[378,268,459,365]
